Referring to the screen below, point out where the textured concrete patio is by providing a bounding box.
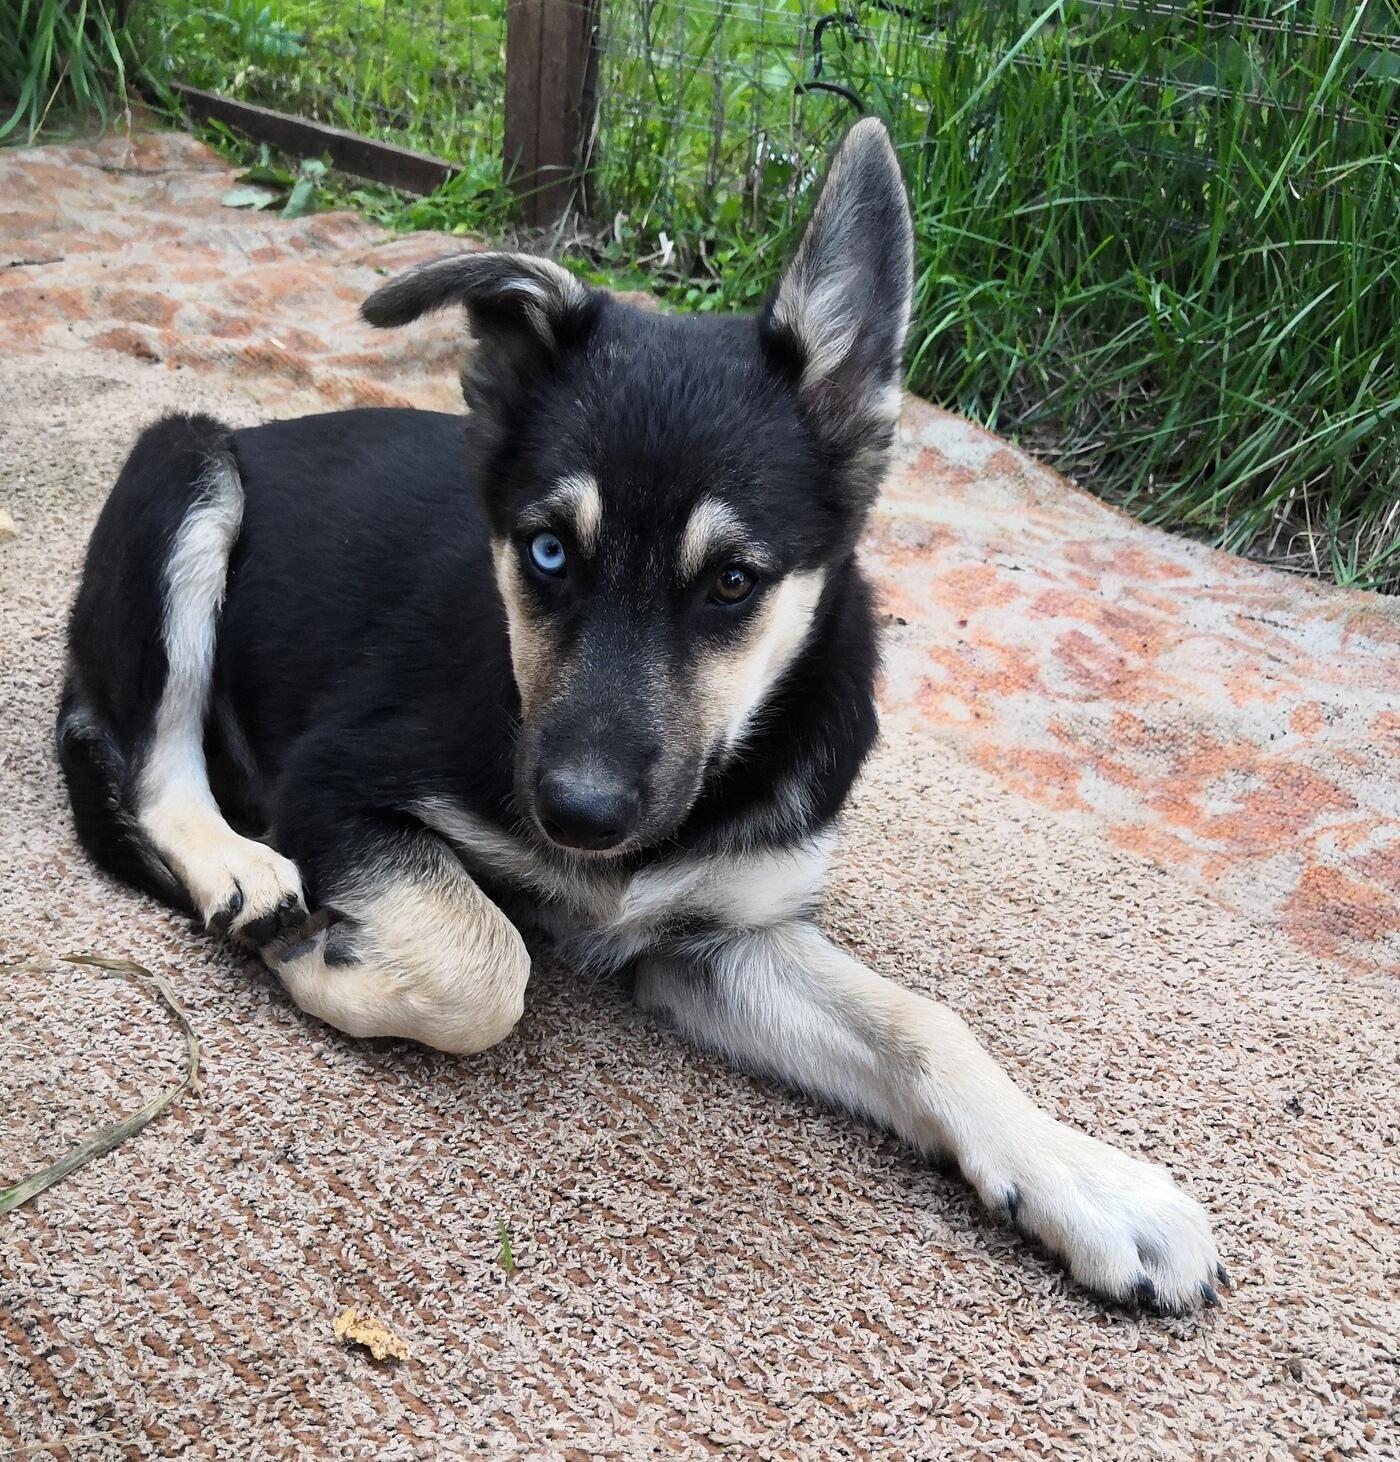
[1,128,1396,1458]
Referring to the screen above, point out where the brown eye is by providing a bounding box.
[710,564,756,605]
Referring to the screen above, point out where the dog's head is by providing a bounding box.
[363,119,912,856]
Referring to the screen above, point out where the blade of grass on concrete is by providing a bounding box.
[0,954,200,1216]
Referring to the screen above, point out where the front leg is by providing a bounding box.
[636,921,1224,1315]
[260,809,530,1056]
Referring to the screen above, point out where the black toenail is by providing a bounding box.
[1200,1283,1219,1308]
[239,908,288,946]
[272,894,304,933]
[208,886,243,935]
[1216,1263,1233,1290]
[1133,1277,1159,1310]
[1002,1186,1022,1224]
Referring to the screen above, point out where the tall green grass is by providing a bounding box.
[890,2,1400,591]
[590,0,1400,591]
[1,0,131,143]
[23,0,1400,588]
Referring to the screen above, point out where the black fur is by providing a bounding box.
[59,121,906,924]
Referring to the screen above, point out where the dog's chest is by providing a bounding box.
[410,795,831,964]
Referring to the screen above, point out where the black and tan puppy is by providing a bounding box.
[57,120,1224,1314]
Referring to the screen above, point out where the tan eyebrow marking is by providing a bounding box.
[527,473,603,553]
[678,496,750,580]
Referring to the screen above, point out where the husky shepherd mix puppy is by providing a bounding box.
[58,120,1224,1314]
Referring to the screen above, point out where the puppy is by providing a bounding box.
[57,120,1224,1314]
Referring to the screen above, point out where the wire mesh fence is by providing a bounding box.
[132,1,1400,228]
[126,0,1400,585]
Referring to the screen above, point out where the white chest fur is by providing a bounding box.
[410,796,832,967]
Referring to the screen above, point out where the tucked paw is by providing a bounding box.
[262,895,531,1056]
[193,837,307,948]
[971,1123,1224,1316]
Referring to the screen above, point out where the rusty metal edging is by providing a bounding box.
[169,83,458,198]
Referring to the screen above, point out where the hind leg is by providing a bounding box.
[131,447,306,942]
[62,413,306,942]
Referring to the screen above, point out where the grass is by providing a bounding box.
[0,0,132,144]
[496,1218,516,1274]
[8,0,1400,589]
[1,955,200,1215]
[128,0,512,209]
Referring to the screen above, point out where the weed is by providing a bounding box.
[17,0,1400,587]
[0,0,132,144]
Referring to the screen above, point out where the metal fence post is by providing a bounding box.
[504,0,601,228]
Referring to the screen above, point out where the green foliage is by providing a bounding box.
[588,1,1400,590]
[16,0,1400,587]
[130,0,505,177]
[0,0,132,144]
[219,147,327,215]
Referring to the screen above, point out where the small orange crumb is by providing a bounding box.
[332,1307,410,1362]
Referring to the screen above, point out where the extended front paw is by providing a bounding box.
[969,1123,1225,1316]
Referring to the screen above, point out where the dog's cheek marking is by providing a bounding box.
[492,541,552,716]
[697,568,826,755]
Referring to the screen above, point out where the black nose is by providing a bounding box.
[535,770,640,851]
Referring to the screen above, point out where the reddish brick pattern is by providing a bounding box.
[1,126,1396,1462]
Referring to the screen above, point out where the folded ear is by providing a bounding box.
[362,250,592,338]
[362,251,599,425]
[760,119,914,494]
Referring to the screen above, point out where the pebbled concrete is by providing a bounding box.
[1,126,1396,1460]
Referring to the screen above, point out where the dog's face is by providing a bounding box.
[486,313,840,853]
[364,119,913,855]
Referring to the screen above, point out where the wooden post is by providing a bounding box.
[504,0,601,228]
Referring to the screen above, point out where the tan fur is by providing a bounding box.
[267,854,529,1055]
[677,496,747,581]
[142,796,302,931]
[696,568,827,753]
[528,474,603,554]
[492,540,555,718]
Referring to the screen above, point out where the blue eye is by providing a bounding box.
[528,531,567,577]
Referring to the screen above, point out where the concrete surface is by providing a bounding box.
[1,128,1396,1459]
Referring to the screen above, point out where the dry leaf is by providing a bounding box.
[333,1307,410,1362]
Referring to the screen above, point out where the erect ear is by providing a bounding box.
[361,251,598,422]
[760,118,914,492]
